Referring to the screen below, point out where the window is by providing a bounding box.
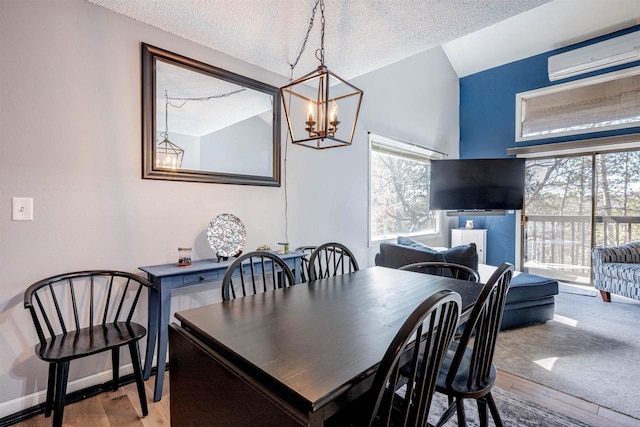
[515,66,640,142]
[369,134,440,243]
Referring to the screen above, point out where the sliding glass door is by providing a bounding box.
[523,150,640,284]
[523,156,593,283]
[594,151,640,248]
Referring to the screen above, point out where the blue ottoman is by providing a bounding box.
[501,272,559,330]
[477,265,558,330]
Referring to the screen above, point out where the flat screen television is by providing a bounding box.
[429,158,525,211]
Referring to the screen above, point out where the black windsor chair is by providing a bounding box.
[24,270,150,427]
[364,290,462,426]
[399,262,480,282]
[433,262,514,427]
[368,290,462,427]
[308,242,360,281]
[221,251,296,301]
[294,245,317,283]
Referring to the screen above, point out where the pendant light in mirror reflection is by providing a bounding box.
[280,0,363,150]
[156,90,184,169]
[155,87,248,170]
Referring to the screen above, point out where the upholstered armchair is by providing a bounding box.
[592,241,640,302]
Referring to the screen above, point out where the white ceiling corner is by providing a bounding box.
[442,0,640,77]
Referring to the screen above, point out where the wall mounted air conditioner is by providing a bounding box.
[548,31,640,81]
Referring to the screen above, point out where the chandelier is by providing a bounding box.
[280,0,363,149]
[156,90,184,169]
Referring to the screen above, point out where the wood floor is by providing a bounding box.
[13,370,640,427]
[495,370,640,427]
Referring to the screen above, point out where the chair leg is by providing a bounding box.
[45,363,56,417]
[455,398,467,427]
[477,397,489,427]
[52,361,70,427]
[486,391,504,427]
[599,290,611,302]
[128,341,149,416]
[434,398,457,427]
[112,347,120,391]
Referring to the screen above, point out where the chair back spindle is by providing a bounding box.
[308,242,359,281]
[222,251,296,301]
[295,246,316,282]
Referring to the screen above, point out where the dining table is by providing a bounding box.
[168,266,483,426]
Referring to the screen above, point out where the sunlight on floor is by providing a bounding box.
[534,356,559,371]
[553,314,578,327]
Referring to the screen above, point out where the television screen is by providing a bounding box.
[429,158,525,211]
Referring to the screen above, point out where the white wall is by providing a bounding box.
[200,116,272,176]
[0,0,459,415]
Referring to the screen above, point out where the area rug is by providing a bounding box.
[428,387,594,427]
[493,290,640,420]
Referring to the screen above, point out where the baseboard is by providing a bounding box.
[0,363,138,426]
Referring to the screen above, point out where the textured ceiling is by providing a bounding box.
[87,0,553,80]
[87,0,640,138]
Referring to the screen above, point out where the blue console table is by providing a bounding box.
[139,251,305,401]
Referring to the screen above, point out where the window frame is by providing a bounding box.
[367,133,443,246]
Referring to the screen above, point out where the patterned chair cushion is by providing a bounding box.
[597,263,640,282]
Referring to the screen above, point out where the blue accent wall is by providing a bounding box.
[458,25,640,267]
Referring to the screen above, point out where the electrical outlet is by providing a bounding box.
[12,197,33,221]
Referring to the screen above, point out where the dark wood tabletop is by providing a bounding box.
[174,266,482,419]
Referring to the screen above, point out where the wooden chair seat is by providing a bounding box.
[36,322,146,362]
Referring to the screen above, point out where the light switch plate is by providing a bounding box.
[12,197,33,221]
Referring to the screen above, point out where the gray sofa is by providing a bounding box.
[592,241,640,302]
[375,240,558,330]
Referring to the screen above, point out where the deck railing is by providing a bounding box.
[524,214,640,283]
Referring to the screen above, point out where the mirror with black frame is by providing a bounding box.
[141,43,281,186]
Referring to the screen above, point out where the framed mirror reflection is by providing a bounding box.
[141,43,281,186]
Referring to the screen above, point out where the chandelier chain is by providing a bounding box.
[167,88,246,108]
[164,90,170,138]
[317,0,325,65]
[289,0,321,72]
[161,88,246,138]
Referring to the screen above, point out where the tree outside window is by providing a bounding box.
[369,138,438,242]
